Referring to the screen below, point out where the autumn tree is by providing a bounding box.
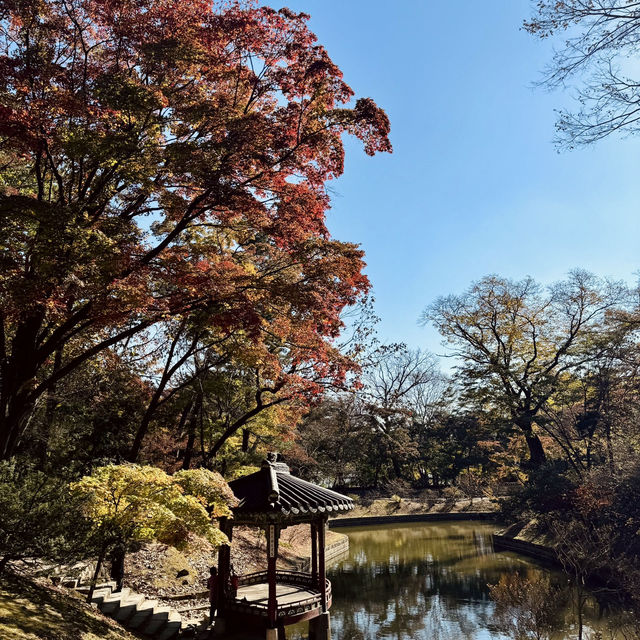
[525,1,640,147]
[535,313,640,478]
[489,571,561,640]
[295,346,446,488]
[294,392,372,487]
[423,271,625,468]
[28,349,151,467]
[413,412,495,488]
[360,346,444,483]
[70,464,236,600]
[125,319,360,470]
[0,0,391,460]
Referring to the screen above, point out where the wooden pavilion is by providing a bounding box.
[214,454,354,640]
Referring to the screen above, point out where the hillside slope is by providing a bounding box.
[0,572,139,640]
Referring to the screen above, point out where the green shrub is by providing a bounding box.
[0,461,90,574]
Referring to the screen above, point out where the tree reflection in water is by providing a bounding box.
[287,522,618,640]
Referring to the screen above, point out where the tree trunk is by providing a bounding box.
[523,431,546,468]
[241,429,250,453]
[36,348,63,467]
[0,400,32,460]
[128,394,161,462]
[179,400,196,470]
[604,420,615,474]
[516,413,546,469]
[128,324,196,462]
[0,313,46,460]
[576,583,585,640]
[391,455,403,480]
[87,543,108,603]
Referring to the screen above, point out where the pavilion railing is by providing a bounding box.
[228,570,331,620]
[238,570,319,589]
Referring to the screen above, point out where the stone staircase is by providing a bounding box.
[76,582,188,639]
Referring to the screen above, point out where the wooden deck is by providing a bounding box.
[224,571,331,626]
[236,582,319,607]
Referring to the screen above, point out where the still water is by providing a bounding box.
[288,521,620,640]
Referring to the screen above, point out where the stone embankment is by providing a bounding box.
[329,512,495,528]
[491,533,558,564]
[297,535,350,572]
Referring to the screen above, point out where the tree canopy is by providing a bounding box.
[423,271,625,467]
[526,0,640,146]
[0,0,391,460]
[70,464,236,549]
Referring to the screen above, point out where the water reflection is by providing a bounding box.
[287,521,620,640]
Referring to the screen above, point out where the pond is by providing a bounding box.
[288,521,624,640]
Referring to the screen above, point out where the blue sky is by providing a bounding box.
[272,1,640,358]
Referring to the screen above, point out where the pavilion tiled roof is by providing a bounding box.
[228,456,354,520]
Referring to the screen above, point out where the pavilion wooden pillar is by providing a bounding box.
[311,521,318,583]
[266,523,280,631]
[318,518,327,613]
[309,517,331,640]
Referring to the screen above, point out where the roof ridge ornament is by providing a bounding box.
[263,452,291,475]
[263,453,280,506]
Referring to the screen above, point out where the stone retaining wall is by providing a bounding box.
[491,534,558,564]
[297,535,350,572]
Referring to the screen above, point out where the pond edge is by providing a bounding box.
[328,512,496,527]
[328,513,562,568]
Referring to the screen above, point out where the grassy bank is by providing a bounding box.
[332,495,497,519]
[0,572,140,640]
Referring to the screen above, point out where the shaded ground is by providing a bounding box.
[0,572,141,640]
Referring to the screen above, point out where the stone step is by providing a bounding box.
[187,616,211,639]
[177,603,209,614]
[113,594,147,623]
[78,581,185,640]
[88,587,115,606]
[77,581,116,595]
[99,588,131,614]
[157,619,182,640]
[142,607,180,636]
[127,599,158,630]
[61,578,78,589]
[100,587,135,613]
